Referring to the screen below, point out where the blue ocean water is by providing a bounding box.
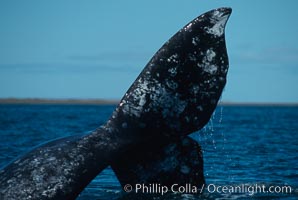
[0,104,297,199]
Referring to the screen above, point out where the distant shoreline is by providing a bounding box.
[0,98,119,105]
[0,98,297,107]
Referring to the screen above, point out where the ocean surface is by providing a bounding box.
[0,104,297,199]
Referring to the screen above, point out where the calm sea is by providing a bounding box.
[0,104,297,199]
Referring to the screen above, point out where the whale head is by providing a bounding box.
[105,7,232,140]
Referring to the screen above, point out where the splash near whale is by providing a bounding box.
[0,7,231,199]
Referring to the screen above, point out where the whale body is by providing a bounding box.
[0,7,231,200]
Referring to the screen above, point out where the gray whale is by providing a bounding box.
[0,7,231,200]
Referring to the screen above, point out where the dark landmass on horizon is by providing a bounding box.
[0,98,297,106]
[0,98,118,105]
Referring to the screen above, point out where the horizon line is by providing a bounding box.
[0,98,297,106]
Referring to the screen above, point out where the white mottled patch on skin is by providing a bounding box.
[119,101,125,107]
[206,13,229,37]
[47,157,56,162]
[190,85,200,96]
[14,159,20,164]
[122,79,149,117]
[198,49,218,74]
[207,65,218,74]
[167,54,178,63]
[197,106,203,111]
[184,22,193,31]
[192,37,200,46]
[206,49,216,62]
[213,10,220,16]
[149,85,187,131]
[168,67,177,76]
[103,122,114,133]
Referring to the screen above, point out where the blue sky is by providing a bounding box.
[0,0,297,102]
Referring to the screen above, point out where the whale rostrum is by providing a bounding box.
[0,7,231,200]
